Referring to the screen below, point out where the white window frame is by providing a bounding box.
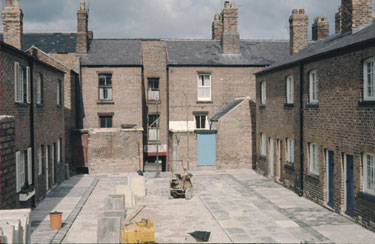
[363,153,375,195]
[36,73,43,104]
[261,133,267,156]
[57,80,62,106]
[99,74,113,101]
[14,62,24,103]
[38,146,43,176]
[363,58,375,101]
[27,147,32,184]
[16,151,25,192]
[197,74,211,101]
[309,70,319,103]
[286,76,294,104]
[286,138,295,164]
[57,138,62,162]
[26,66,31,104]
[309,143,319,175]
[195,115,208,130]
[261,81,266,105]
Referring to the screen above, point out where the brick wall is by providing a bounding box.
[87,128,143,173]
[0,116,17,209]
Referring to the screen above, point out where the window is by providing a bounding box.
[38,146,43,176]
[57,138,62,162]
[261,133,267,156]
[261,81,266,105]
[148,114,160,141]
[148,78,159,101]
[363,153,375,195]
[14,63,30,103]
[198,74,211,101]
[57,80,62,106]
[286,76,294,104]
[364,58,375,101]
[100,116,113,128]
[16,151,26,192]
[309,143,319,175]
[36,73,43,104]
[99,74,112,100]
[286,138,295,164]
[309,71,319,103]
[195,115,207,129]
[27,147,32,185]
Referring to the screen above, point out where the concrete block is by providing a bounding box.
[0,219,21,244]
[0,209,31,244]
[104,195,125,211]
[0,224,14,244]
[130,176,145,197]
[115,185,136,209]
[97,217,121,244]
[101,210,126,222]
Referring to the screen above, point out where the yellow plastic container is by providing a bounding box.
[121,218,155,244]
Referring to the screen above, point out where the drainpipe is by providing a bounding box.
[29,57,36,207]
[299,62,304,197]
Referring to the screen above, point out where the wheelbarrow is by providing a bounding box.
[170,161,193,200]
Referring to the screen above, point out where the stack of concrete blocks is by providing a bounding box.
[0,209,31,244]
[97,195,126,243]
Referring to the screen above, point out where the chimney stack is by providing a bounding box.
[341,0,373,34]
[212,13,223,40]
[2,0,23,50]
[312,17,329,41]
[289,9,308,55]
[221,1,240,54]
[76,0,88,53]
[335,5,342,34]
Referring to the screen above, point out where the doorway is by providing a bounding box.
[277,140,283,182]
[326,150,334,208]
[344,154,354,215]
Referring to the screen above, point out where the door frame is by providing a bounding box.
[343,154,354,215]
[325,150,334,207]
[269,137,274,178]
[46,146,49,191]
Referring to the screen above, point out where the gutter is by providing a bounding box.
[299,62,304,196]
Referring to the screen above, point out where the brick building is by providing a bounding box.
[256,0,375,231]
[0,40,65,209]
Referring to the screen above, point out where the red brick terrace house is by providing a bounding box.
[256,0,375,231]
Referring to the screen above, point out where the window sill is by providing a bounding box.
[147,100,161,105]
[196,100,213,104]
[19,189,35,201]
[16,102,28,108]
[36,104,44,108]
[284,103,294,108]
[194,129,217,134]
[306,103,319,108]
[357,191,375,202]
[97,100,115,105]
[284,164,295,171]
[306,173,320,181]
[358,100,375,106]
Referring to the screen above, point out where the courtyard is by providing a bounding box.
[28,169,375,243]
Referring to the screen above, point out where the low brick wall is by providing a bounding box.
[0,116,17,209]
[87,128,144,173]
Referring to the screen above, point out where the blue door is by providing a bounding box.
[327,151,334,208]
[346,155,354,215]
[197,133,216,166]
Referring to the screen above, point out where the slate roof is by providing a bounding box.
[166,40,290,66]
[259,22,375,74]
[23,33,77,53]
[80,39,142,66]
[210,97,249,122]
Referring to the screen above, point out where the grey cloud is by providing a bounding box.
[2,0,342,39]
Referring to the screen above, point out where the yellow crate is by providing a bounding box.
[121,218,155,244]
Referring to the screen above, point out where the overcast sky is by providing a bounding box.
[1,0,344,40]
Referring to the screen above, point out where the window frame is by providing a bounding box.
[309,70,319,104]
[286,76,294,104]
[286,138,295,164]
[195,115,207,129]
[260,81,266,105]
[197,74,211,101]
[36,73,44,105]
[16,151,26,192]
[363,57,375,101]
[38,146,43,176]
[99,74,113,101]
[99,115,113,128]
[309,143,319,175]
[363,153,375,195]
[261,133,267,156]
[57,79,62,106]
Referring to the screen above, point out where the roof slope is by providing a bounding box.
[166,40,290,66]
[80,39,142,66]
[210,97,249,122]
[23,33,77,53]
[259,23,375,74]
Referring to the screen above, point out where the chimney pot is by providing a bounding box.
[230,2,236,8]
[292,9,298,14]
[80,0,85,10]
[299,9,305,14]
[224,1,230,8]
[14,0,19,8]
[5,0,12,7]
